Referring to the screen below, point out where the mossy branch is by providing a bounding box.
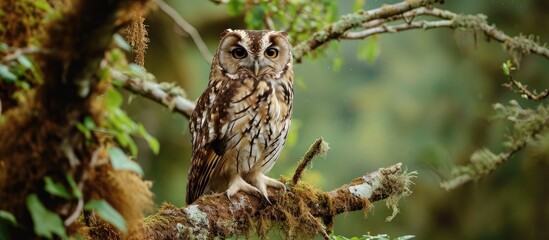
[291,0,445,62]
[116,162,413,239]
[292,4,549,64]
[110,66,196,118]
[441,100,549,190]
[292,137,329,184]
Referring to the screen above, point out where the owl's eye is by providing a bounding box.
[264,48,278,58]
[231,47,247,59]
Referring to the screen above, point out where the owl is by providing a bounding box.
[186,29,294,205]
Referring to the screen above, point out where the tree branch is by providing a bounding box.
[440,100,549,190]
[292,138,329,184]
[502,63,549,101]
[292,0,444,62]
[121,162,415,239]
[293,4,549,63]
[157,0,213,64]
[110,66,196,118]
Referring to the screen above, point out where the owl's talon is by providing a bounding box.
[226,175,261,201]
[250,173,286,204]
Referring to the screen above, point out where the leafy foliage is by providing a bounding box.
[226,0,338,45]
[100,49,160,156]
[0,43,42,103]
[44,176,73,200]
[84,200,127,233]
[26,194,67,239]
[109,146,144,176]
[43,174,82,200]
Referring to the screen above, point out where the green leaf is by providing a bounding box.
[84,200,127,233]
[0,43,8,52]
[245,6,265,30]
[358,36,380,63]
[17,55,32,69]
[137,124,159,154]
[44,176,72,199]
[105,88,123,110]
[0,210,16,225]
[295,76,307,90]
[332,56,343,72]
[227,0,244,16]
[66,174,83,200]
[353,0,365,12]
[34,0,53,13]
[14,80,30,90]
[76,122,91,139]
[0,65,17,82]
[26,194,67,239]
[83,115,96,129]
[108,146,143,176]
[30,65,43,84]
[113,33,131,52]
[501,60,511,76]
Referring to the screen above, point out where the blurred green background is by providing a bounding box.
[123,0,548,239]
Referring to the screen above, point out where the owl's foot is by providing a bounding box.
[226,174,261,201]
[250,173,286,204]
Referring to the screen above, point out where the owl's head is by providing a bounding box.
[214,29,292,79]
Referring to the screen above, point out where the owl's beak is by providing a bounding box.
[254,61,260,76]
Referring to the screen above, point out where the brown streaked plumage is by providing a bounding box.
[186,29,294,205]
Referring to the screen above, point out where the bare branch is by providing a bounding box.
[110,67,195,119]
[157,0,213,64]
[503,68,549,101]
[121,163,414,239]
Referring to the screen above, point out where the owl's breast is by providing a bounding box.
[221,78,292,175]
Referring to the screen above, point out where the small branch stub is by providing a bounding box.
[292,137,329,184]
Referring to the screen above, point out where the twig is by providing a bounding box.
[64,198,84,227]
[307,212,330,240]
[342,19,454,39]
[110,67,196,118]
[65,147,101,227]
[292,138,329,184]
[1,47,42,63]
[503,74,549,101]
[156,0,213,64]
[264,13,275,30]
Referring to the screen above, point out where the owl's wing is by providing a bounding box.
[185,144,223,205]
[186,81,235,205]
